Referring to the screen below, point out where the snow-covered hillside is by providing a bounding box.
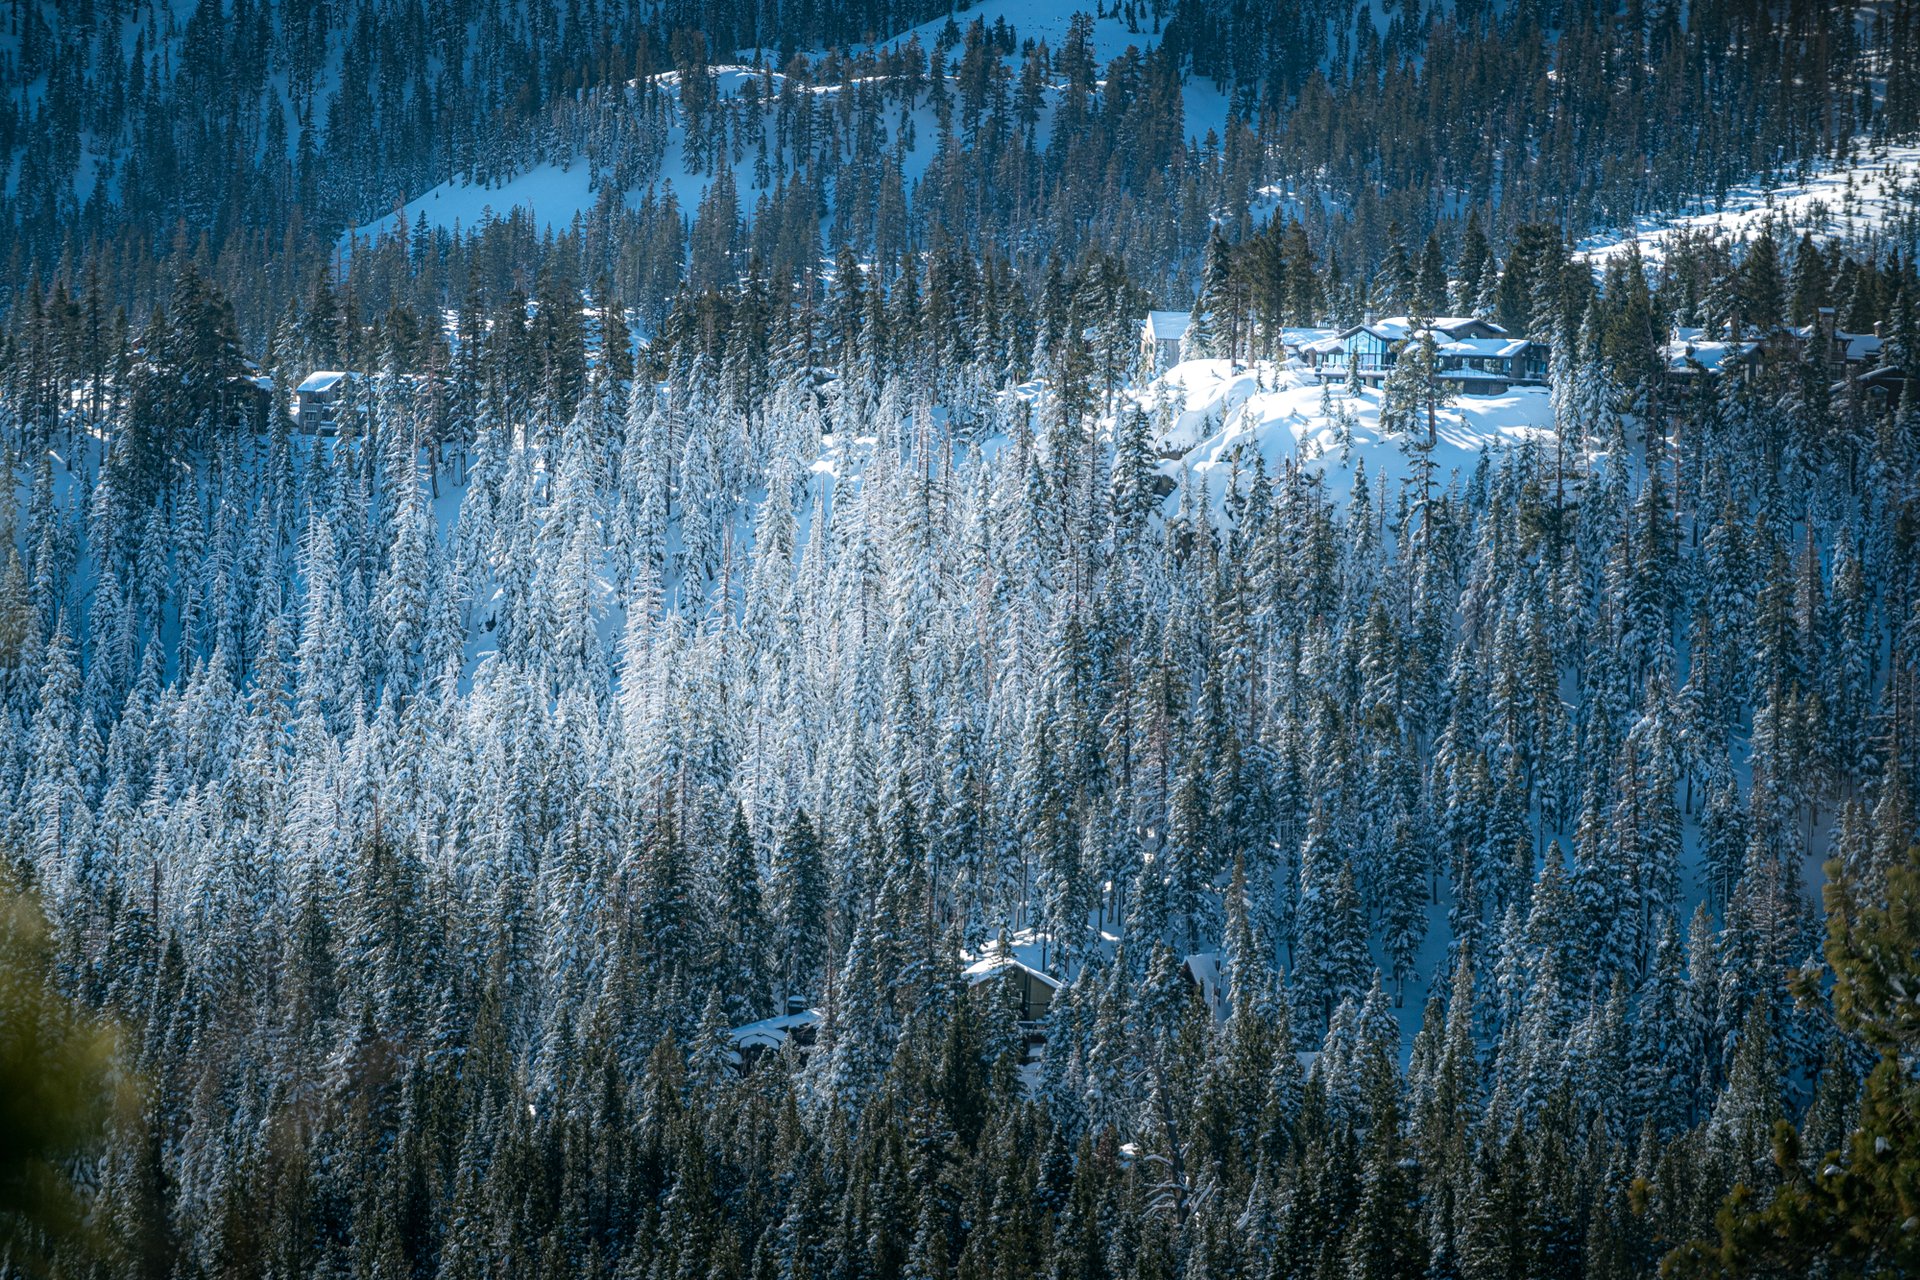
[1132,360,1557,507]
[349,3,1228,246]
[351,66,784,244]
[1576,141,1920,266]
[855,0,1167,64]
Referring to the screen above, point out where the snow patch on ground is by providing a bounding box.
[353,162,605,243]
[351,68,778,244]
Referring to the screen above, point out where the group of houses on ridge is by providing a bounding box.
[279,305,1907,446]
[1139,311,1552,394]
[1660,307,1912,411]
[1138,304,1911,409]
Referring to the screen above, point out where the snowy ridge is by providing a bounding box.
[349,65,785,245]
[853,0,1168,64]
[1576,141,1920,267]
[348,5,1228,246]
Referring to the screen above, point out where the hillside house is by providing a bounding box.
[1808,312,1912,413]
[1303,316,1525,389]
[962,936,1061,1065]
[294,371,361,434]
[1661,314,1902,400]
[727,1000,823,1070]
[1140,311,1192,375]
[1849,364,1915,413]
[963,946,1060,1023]
[1662,330,1762,391]
[1434,336,1550,394]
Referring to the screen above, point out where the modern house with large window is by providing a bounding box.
[1300,316,1544,392]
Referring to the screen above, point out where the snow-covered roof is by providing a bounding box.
[728,1008,822,1051]
[1301,336,1349,356]
[1664,337,1756,373]
[962,952,1063,989]
[1182,951,1223,1015]
[1436,338,1532,359]
[1840,332,1883,363]
[1368,315,1503,342]
[1277,326,1340,350]
[296,370,353,395]
[1144,311,1192,342]
[961,931,1063,990]
[1855,365,1911,385]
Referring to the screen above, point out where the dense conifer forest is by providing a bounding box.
[2,2,1920,1278]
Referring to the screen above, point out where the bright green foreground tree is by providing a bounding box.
[1668,844,1920,1279]
[1,866,120,1275]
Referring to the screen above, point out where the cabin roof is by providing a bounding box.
[962,952,1064,989]
[296,370,353,394]
[961,931,1064,990]
[727,1009,822,1051]
[1144,310,1191,341]
[1437,337,1532,358]
[1663,336,1756,373]
[1840,332,1883,363]
[1367,315,1506,342]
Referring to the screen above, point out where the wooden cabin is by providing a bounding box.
[963,948,1061,1023]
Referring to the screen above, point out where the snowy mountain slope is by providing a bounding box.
[1576,141,1920,267]
[1110,357,1770,1056]
[350,66,776,244]
[856,0,1167,65]
[349,3,1226,246]
[355,162,608,243]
